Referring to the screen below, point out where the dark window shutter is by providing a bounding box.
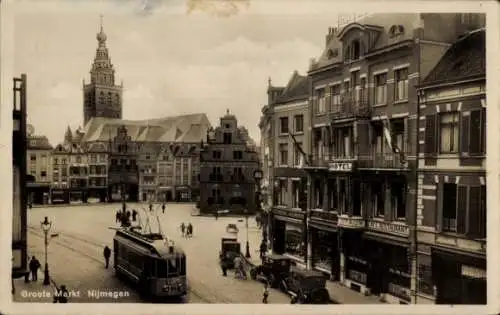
[425,115,437,155]
[456,185,468,234]
[467,186,482,238]
[481,108,486,154]
[436,181,443,233]
[469,110,481,155]
[460,113,470,155]
[480,185,486,238]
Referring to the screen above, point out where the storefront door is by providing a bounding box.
[272,219,286,254]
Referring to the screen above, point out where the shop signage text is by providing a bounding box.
[328,162,353,172]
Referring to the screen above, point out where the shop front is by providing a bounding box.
[27,183,50,205]
[432,247,486,305]
[342,229,370,294]
[270,208,307,266]
[308,209,339,279]
[363,235,411,303]
[175,186,191,202]
[50,189,69,204]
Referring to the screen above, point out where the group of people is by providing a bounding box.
[179,222,193,238]
[115,203,168,226]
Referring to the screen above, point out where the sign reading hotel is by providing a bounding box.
[328,162,353,172]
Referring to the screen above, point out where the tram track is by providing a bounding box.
[27,225,216,303]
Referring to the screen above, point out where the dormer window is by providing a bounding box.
[389,25,405,38]
[345,40,362,62]
[327,49,338,60]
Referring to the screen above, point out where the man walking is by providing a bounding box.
[262,282,269,304]
[180,222,186,238]
[29,256,41,282]
[103,245,111,269]
[259,240,268,263]
[162,203,166,214]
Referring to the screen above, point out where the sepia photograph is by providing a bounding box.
[2,0,496,314]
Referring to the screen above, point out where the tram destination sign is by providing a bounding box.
[328,162,353,172]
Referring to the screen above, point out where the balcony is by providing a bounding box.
[310,209,338,224]
[358,152,408,170]
[329,92,370,120]
[311,154,357,172]
[367,219,409,237]
[338,215,365,229]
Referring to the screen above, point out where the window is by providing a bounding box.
[90,154,97,163]
[233,151,243,160]
[223,132,232,144]
[53,158,58,165]
[317,89,326,113]
[62,158,67,165]
[76,156,82,164]
[372,181,385,217]
[291,181,301,208]
[314,179,323,209]
[352,40,361,60]
[212,150,222,159]
[278,179,288,206]
[30,154,36,161]
[279,117,289,134]
[395,68,409,101]
[392,181,406,219]
[331,85,341,111]
[279,143,288,165]
[294,115,304,133]
[461,109,486,156]
[374,73,387,105]
[439,112,459,153]
[332,127,352,158]
[442,183,457,232]
[293,142,303,166]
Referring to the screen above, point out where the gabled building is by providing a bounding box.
[261,72,311,268]
[26,127,53,205]
[199,110,260,214]
[416,28,486,304]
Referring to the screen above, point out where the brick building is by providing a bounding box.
[262,72,311,267]
[26,128,53,205]
[416,28,486,304]
[87,142,108,202]
[199,110,259,215]
[263,13,485,305]
[50,143,71,204]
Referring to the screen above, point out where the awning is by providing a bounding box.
[274,215,303,225]
[432,246,486,268]
[363,231,409,247]
[308,220,338,233]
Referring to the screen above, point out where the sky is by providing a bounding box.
[11,0,359,145]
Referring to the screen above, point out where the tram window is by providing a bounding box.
[180,257,186,276]
[143,258,154,277]
[168,258,179,275]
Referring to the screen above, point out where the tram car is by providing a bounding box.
[113,226,187,299]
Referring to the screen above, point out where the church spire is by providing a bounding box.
[90,14,114,85]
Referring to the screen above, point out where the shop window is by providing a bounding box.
[442,183,458,232]
[417,264,434,296]
[312,230,333,270]
[284,224,305,259]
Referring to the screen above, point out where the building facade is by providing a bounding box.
[26,131,53,205]
[199,111,260,214]
[138,143,158,202]
[262,72,312,269]
[263,13,485,305]
[12,74,30,284]
[83,20,123,125]
[416,29,486,304]
[50,144,71,204]
[87,142,109,202]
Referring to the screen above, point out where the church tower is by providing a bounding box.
[83,16,123,126]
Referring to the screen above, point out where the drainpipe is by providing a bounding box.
[409,33,422,305]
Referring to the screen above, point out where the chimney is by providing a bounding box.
[309,58,316,70]
[325,27,334,46]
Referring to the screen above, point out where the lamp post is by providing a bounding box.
[40,216,52,286]
[249,169,263,258]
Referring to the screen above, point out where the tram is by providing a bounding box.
[113,226,187,299]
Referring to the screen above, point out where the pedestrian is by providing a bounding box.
[187,223,193,238]
[29,256,41,282]
[219,251,228,276]
[149,203,153,212]
[162,203,166,214]
[132,209,137,222]
[53,285,69,303]
[262,282,269,304]
[103,245,111,269]
[233,256,242,279]
[180,222,186,238]
[259,240,268,263]
[115,211,120,223]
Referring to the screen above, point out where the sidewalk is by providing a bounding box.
[12,230,140,303]
[241,221,383,304]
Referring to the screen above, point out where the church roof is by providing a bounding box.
[421,28,485,87]
[81,113,211,143]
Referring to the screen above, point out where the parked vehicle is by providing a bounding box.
[249,254,291,288]
[219,237,241,269]
[282,268,331,304]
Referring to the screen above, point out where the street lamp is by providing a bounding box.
[40,217,52,286]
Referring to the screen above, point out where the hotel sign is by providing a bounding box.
[328,162,353,172]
